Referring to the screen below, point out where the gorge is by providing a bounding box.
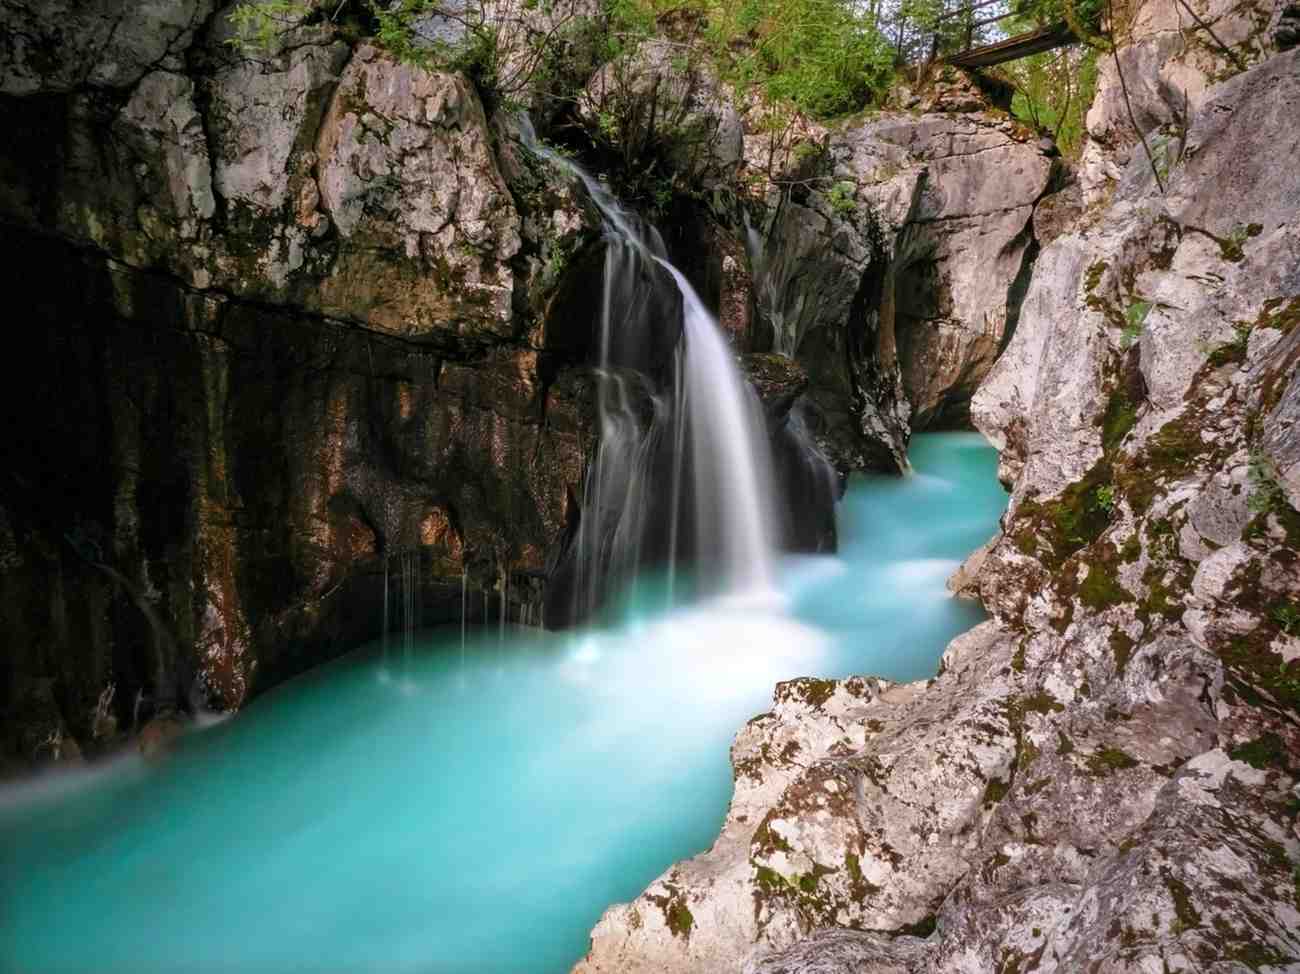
[2,0,1299,970]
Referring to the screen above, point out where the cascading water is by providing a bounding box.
[0,114,1015,974]
[518,119,777,619]
[1,432,1010,974]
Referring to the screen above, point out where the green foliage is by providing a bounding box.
[225,0,313,55]
[1101,392,1138,452]
[1086,745,1138,776]
[1001,0,1103,156]
[826,180,857,215]
[1274,603,1300,636]
[1007,47,1097,157]
[1230,733,1289,770]
[225,0,591,111]
[1092,484,1116,515]
[1120,299,1150,348]
[664,897,693,938]
[1011,0,1103,28]
[711,0,895,117]
[1248,451,1283,515]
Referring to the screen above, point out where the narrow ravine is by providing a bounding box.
[0,432,1004,974]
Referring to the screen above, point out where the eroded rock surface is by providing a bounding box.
[576,4,1300,972]
[0,4,600,766]
[743,80,1052,472]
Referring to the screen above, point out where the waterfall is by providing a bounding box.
[517,118,778,618]
[743,213,800,358]
[401,550,418,664]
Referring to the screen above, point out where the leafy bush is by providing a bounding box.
[826,180,857,215]
[707,0,895,118]
[1274,603,1300,636]
[225,0,313,54]
[225,0,605,112]
[1006,46,1097,157]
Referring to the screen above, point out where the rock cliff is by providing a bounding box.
[0,1,602,763]
[742,70,1053,472]
[575,2,1300,971]
[0,0,1060,766]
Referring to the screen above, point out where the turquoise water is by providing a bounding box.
[0,432,1006,974]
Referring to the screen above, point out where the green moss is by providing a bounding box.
[1121,301,1151,348]
[1079,563,1130,610]
[1223,661,1300,713]
[799,678,837,707]
[983,776,1011,807]
[1110,631,1136,674]
[755,865,786,892]
[665,897,693,939]
[1245,502,1300,550]
[1142,560,1186,621]
[1014,463,1115,571]
[1084,260,1107,295]
[1101,392,1139,453]
[1206,324,1250,368]
[1229,733,1289,770]
[1194,223,1261,264]
[1274,602,1300,636]
[1258,295,1300,335]
[1018,735,1041,769]
[1163,870,1202,931]
[1223,940,1295,970]
[1113,415,1205,516]
[1146,420,1201,472]
[1056,730,1074,755]
[753,818,793,855]
[1011,642,1026,673]
[843,853,880,899]
[895,914,937,938]
[1119,533,1141,563]
[1086,746,1139,776]
[1021,691,1065,716]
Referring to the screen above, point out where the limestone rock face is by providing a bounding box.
[1077,0,1284,203]
[0,14,600,766]
[314,46,522,337]
[748,141,921,473]
[579,38,744,186]
[576,8,1300,973]
[854,112,1051,430]
[742,84,1051,472]
[0,0,214,95]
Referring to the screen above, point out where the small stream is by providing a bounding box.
[0,432,1006,974]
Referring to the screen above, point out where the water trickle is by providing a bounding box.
[499,566,507,645]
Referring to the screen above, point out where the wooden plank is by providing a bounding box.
[944,21,1077,68]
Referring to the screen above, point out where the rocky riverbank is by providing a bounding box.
[575,2,1300,970]
[1,0,1052,768]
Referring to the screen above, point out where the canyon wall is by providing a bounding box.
[1,0,1079,774]
[575,1,1300,971]
[0,3,603,764]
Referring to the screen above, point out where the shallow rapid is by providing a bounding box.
[0,432,1006,974]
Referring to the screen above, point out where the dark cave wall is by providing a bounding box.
[0,228,594,767]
